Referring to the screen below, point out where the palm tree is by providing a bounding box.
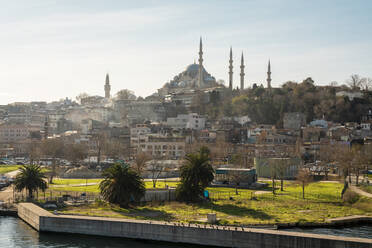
[176,148,214,202]
[14,164,47,200]
[99,163,145,207]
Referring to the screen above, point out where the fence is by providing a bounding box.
[208,190,341,202]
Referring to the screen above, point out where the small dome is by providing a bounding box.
[186,63,199,72]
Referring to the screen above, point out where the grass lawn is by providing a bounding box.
[359,185,372,194]
[47,179,180,193]
[0,165,21,174]
[51,178,103,185]
[57,181,372,226]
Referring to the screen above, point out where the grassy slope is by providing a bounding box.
[359,185,372,194]
[58,181,372,225]
[0,165,21,174]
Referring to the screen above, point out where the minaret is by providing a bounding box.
[198,37,204,88]
[104,73,111,98]
[267,60,272,90]
[240,52,245,90]
[229,47,233,90]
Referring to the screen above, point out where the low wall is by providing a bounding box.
[18,203,372,248]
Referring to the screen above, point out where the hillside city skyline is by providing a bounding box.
[0,0,371,104]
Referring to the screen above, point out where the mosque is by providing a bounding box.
[157,37,272,97]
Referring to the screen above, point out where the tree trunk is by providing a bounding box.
[97,146,101,165]
[235,185,238,195]
[49,158,56,184]
[348,168,352,184]
[302,183,305,199]
[28,188,33,200]
[280,179,284,191]
[356,173,359,186]
[272,178,275,195]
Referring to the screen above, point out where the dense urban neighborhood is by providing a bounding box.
[0,4,372,246]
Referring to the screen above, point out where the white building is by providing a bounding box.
[167,113,205,130]
[138,135,186,159]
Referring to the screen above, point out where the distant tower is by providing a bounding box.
[267,60,272,91]
[104,73,111,98]
[198,37,204,88]
[240,52,245,90]
[229,47,233,90]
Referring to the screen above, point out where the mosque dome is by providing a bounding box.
[186,63,199,72]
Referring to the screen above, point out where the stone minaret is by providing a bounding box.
[267,60,272,90]
[240,52,245,90]
[229,47,233,90]
[198,37,204,88]
[104,73,111,98]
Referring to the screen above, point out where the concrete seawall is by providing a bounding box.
[18,203,372,248]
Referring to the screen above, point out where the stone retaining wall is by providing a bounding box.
[18,203,372,248]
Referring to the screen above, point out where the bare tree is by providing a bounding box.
[116,89,136,100]
[351,144,368,186]
[276,158,290,192]
[148,158,164,188]
[364,77,372,91]
[319,144,336,180]
[334,144,353,183]
[40,138,65,183]
[347,74,365,90]
[65,143,88,166]
[28,141,42,165]
[92,132,107,166]
[296,168,313,199]
[133,151,151,175]
[103,139,127,160]
[228,154,246,195]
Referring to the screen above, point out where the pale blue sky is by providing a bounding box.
[0,0,371,104]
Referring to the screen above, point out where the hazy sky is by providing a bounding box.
[0,0,371,104]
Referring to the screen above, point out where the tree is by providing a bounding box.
[103,139,126,160]
[275,158,290,192]
[148,159,164,188]
[351,144,367,185]
[76,92,90,104]
[99,163,145,207]
[133,152,151,174]
[40,138,65,183]
[92,132,107,166]
[14,164,47,199]
[176,149,214,202]
[65,143,88,166]
[28,141,42,165]
[347,74,365,90]
[116,89,136,100]
[296,168,313,199]
[334,144,353,184]
[228,154,245,195]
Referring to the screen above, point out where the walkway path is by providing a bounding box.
[350,185,372,198]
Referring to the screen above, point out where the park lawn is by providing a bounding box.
[51,178,103,185]
[144,181,179,189]
[0,165,21,174]
[49,184,100,193]
[58,182,372,225]
[47,179,180,194]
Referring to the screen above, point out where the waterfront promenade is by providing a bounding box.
[18,203,372,248]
